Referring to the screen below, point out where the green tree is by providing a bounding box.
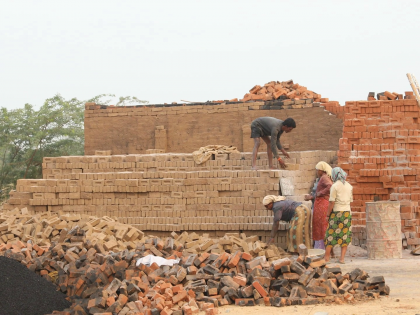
[0,94,148,203]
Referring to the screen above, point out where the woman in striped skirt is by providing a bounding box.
[263,195,312,253]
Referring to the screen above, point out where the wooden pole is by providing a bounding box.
[406,73,420,106]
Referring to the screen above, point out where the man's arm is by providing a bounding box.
[269,221,280,243]
[276,128,290,159]
[271,128,280,159]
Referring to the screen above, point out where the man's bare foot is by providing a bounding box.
[251,166,259,170]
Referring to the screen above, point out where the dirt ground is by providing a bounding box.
[219,248,420,315]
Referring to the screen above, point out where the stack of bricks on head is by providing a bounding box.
[0,208,389,315]
[338,90,420,249]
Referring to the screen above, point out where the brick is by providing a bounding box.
[172,290,188,304]
[252,281,267,297]
[235,298,256,306]
[306,286,327,297]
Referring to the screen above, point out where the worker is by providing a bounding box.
[250,117,296,170]
[263,195,312,252]
[324,167,353,264]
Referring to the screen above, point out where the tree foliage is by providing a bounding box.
[0,94,147,203]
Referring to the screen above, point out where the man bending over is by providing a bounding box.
[250,117,296,170]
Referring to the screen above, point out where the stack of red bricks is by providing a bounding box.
[337,93,420,248]
[320,101,345,120]
[240,80,328,103]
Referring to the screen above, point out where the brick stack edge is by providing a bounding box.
[337,94,420,249]
[2,150,337,248]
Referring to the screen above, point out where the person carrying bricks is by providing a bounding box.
[263,195,312,252]
[250,117,296,170]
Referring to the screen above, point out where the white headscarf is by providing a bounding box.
[315,161,332,179]
[262,195,286,206]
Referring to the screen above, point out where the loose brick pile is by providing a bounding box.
[0,209,389,314]
[2,150,336,247]
[337,96,420,248]
[240,80,326,103]
[367,90,416,101]
[0,208,145,251]
[0,208,288,261]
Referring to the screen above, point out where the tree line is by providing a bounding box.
[0,94,147,203]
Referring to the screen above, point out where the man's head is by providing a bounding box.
[282,118,296,133]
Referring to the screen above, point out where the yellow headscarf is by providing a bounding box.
[262,195,286,206]
[315,161,332,178]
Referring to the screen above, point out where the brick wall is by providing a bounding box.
[84,102,343,155]
[337,99,420,248]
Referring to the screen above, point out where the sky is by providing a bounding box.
[1,1,420,109]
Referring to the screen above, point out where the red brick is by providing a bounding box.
[241,253,252,261]
[252,281,267,297]
[172,290,188,304]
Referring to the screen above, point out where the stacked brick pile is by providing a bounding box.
[3,151,336,247]
[241,80,326,103]
[337,94,420,248]
[367,90,416,101]
[0,212,390,315]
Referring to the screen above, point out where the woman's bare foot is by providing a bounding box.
[251,166,259,170]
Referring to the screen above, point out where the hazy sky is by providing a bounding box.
[1,1,420,109]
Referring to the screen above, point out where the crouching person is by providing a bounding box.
[263,195,312,252]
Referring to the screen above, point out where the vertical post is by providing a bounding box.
[406,73,420,106]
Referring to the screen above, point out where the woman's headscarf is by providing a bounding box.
[262,195,286,206]
[331,167,347,184]
[315,161,332,179]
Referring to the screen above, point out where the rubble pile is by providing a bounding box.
[0,208,287,260]
[367,90,416,101]
[0,208,390,315]
[239,80,328,103]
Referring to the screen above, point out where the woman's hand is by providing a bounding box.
[278,159,287,169]
[304,194,313,201]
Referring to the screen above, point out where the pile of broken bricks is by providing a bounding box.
[239,80,328,103]
[0,208,289,261]
[367,90,416,101]
[0,210,390,315]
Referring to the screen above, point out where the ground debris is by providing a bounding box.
[0,218,390,315]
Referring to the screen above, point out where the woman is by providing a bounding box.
[309,161,333,250]
[263,195,312,252]
[324,167,353,264]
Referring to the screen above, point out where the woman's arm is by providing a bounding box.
[327,201,335,216]
[269,221,280,243]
